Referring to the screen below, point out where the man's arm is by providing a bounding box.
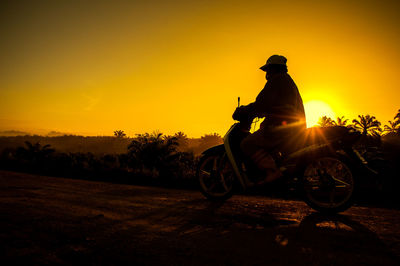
[233,76,290,120]
[246,81,279,118]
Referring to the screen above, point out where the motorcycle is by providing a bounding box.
[197,98,372,213]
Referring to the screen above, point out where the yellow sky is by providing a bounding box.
[1,0,399,137]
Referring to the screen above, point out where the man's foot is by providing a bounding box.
[243,173,255,187]
[250,150,282,185]
[255,168,282,186]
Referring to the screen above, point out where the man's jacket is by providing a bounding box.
[247,72,306,128]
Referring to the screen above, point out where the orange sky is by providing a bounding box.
[1,0,399,137]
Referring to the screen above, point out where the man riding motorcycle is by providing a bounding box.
[233,55,306,186]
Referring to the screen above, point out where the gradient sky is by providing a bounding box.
[1,0,399,137]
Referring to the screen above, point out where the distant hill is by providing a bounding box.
[0,135,132,155]
[0,130,30,136]
[46,131,69,137]
[0,134,223,156]
[0,130,74,137]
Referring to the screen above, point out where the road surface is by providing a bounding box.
[0,170,399,265]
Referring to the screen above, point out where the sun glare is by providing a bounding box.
[304,100,336,128]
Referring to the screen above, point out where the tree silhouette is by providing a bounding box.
[383,120,399,135]
[395,109,400,121]
[174,131,187,139]
[114,130,127,138]
[333,116,349,127]
[15,141,55,171]
[393,109,400,128]
[127,132,179,177]
[200,133,223,146]
[194,133,223,154]
[318,116,334,127]
[174,131,189,150]
[352,115,382,136]
[17,141,55,160]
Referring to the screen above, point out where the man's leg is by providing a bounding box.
[240,129,282,185]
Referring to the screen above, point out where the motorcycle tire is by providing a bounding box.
[301,155,356,214]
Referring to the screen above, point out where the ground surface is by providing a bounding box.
[1,170,400,265]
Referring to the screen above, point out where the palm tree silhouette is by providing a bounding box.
[333,116,349,126]
[15,141,55,172]
[318,116,334,127]
[174,131,189,150]
[18,141,55,159]
[383,120,399,135]
[127,132,179,176]
[200,133,223,147]
[174,131,187,139]
[394,109,400,126]
[114,130,127,138]
[352,115,382,136]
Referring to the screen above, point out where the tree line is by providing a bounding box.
[317,109,400,137]
[0,131,223,188]
[0,109,398,198]
[0,132,223,156]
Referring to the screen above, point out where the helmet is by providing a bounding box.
[260,55,287,71]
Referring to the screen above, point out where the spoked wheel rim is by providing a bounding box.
[198,153,234,198]
[303,157,354,209]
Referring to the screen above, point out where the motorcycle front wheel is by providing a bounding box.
[197,152,235,201]
[302,156,355,214]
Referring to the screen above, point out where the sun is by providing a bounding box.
[304,100,336,128]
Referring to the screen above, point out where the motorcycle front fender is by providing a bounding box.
[201,144,225,156]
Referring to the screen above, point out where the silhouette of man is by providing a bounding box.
[233,55,306,185]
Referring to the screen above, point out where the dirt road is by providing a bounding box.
[0,171,399,265]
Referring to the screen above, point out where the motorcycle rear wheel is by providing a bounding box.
[302,156,355,213]
[197,152,235,201]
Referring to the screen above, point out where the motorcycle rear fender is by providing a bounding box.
[286,143,334,162]
[287,144,370,175]
[286,143,352,167]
